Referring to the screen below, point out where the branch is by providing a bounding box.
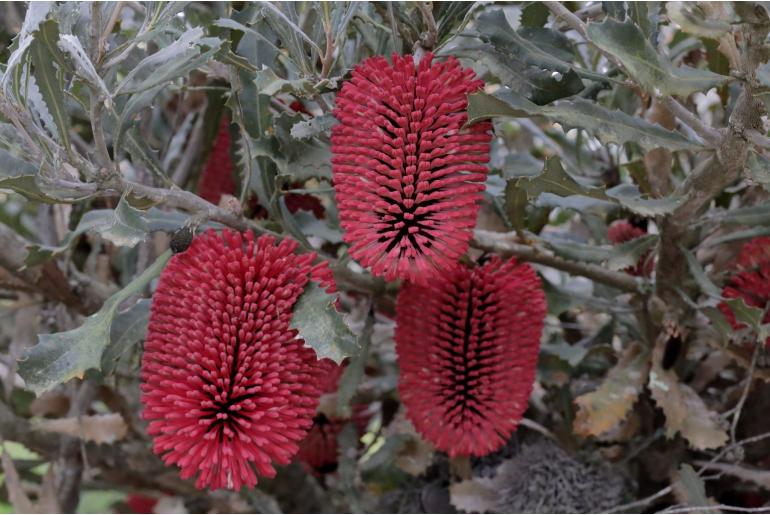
[543,2,723,149]
[543,1,587,38]
[658,96,724,147]
[472,230,643,293]
[0,224,108,314]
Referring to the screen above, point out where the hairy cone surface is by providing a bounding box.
[332,53,492,283]
[141,230,338,490]
[720,236,770,346]
[395,257,546,457]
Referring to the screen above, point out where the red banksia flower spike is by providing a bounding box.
[332,53,492,283]
[197,117,236,205]
[141,229,339,490]
[395,257,546,457]
[719,237,770,346]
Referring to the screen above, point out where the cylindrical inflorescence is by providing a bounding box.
[197,117,236,205]
[332,53,492,283]
[141,229,338,490]
[395,257,546,457]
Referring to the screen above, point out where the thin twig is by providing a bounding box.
[731,342,760,443]
[472,229,643,293]
[608,486,673,513]
[659,96,724,147]
[319,3,335,79]
[658,505,770,514]
[97,2,124,65]
[262,2,323,55]
[543,1,587,38]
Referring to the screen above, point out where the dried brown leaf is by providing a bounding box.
[34,413,128,444]
[649,340,728,450]
[573,342,650,437]
[449,476,499,514]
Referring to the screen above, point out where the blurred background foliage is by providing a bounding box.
[1,1,770,513]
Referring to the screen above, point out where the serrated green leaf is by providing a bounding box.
[607,234,658,271]
[473,9,602,83]
[516,156,609,201]
[29,20,71,151]
[57,34,110,99]
[606,184,682,216]
[254,67,311,96]
[336,309,373,417]
[587,18,729,97]
[102,298,152,375]
[705,227,770,247]
[115,28,222,95]
[504,180,527,232]
[290,281,359,365]
[668,2,731,38]
[715,203,770,226]
[681,244,722,298]
[18,250,172,395]
[0,174,91,204]
[290,113,337,139]
[468,90,701,152]
[25,206,190,267]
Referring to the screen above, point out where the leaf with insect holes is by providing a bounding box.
[18,251,171,395]
[290,282,359,364]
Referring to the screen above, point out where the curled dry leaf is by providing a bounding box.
[449,476,499,514]
[573,342,650,438]
[648,339,728,450]
[34,413,128,444]
[386,410,435,477]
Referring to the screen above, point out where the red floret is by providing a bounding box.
[141,229,339,490]
[719,237,770,346]
[332,53,492,283]
[395,257,546,457]
[607,219,654,276]
[197,118,236,205]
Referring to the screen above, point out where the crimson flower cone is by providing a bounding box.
[719,236,770,346]
[197,118,236,205]
[395,257,546,457]
[141,229,338,490]
[332,53,492,283]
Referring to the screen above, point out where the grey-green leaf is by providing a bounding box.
[29,20,71,151]
[586,18,729,97]
[102,298,152,374]
[290,282,359,365]
[468,90,701,152]
[18,250,172,395]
